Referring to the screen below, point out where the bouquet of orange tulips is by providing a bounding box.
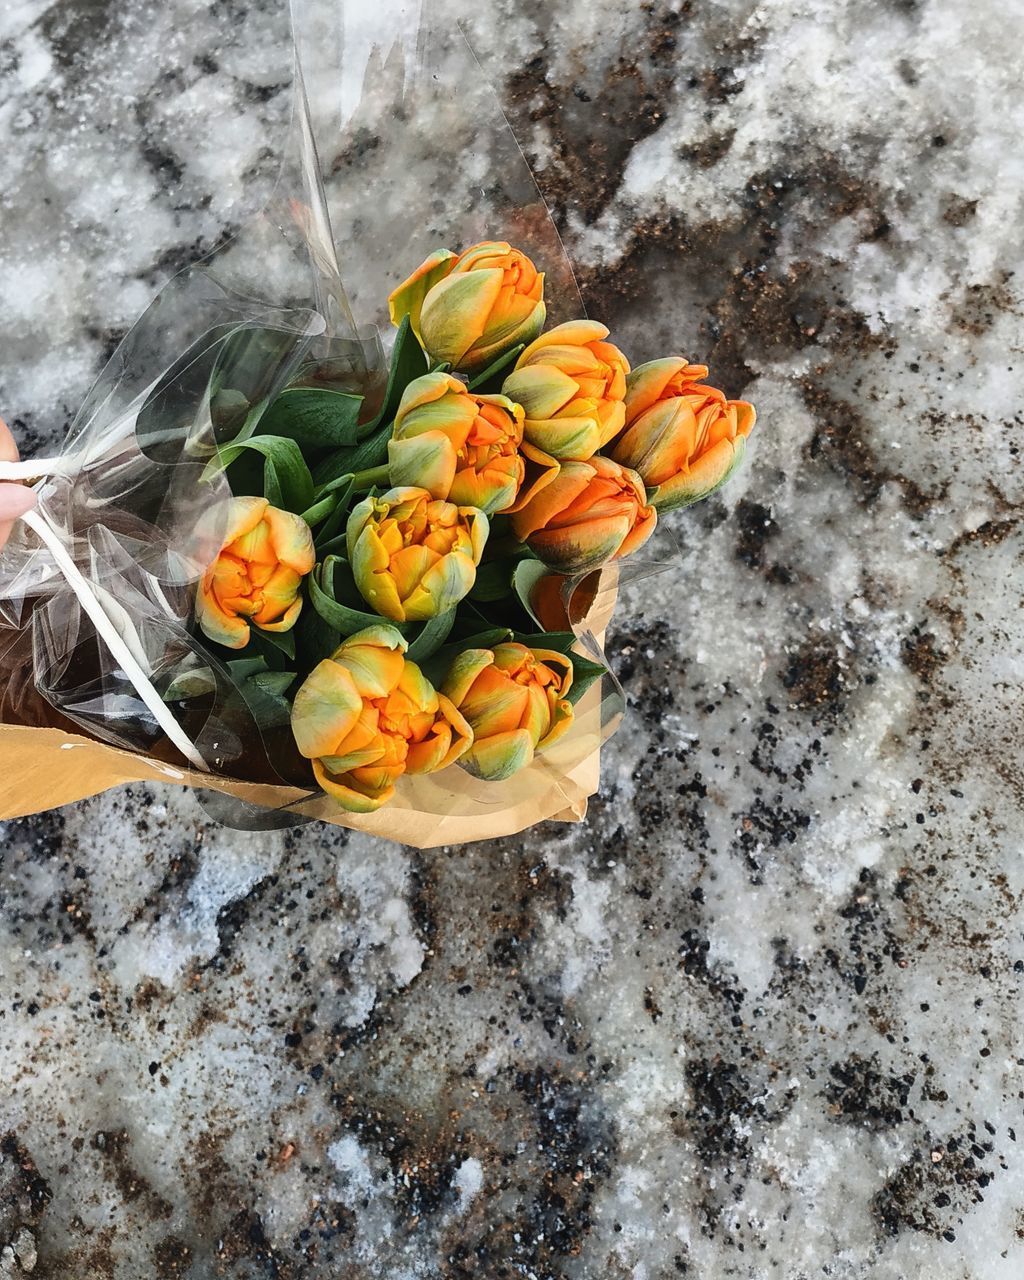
[0,3,756,845]
[176,239,756,816]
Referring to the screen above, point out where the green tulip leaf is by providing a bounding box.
[312,421,392,488]
[304,318,424,486]
[469,558,519,602]
[313,472,357,503]
[226,657,271,680]
[256,386,364,448]
[248,626,296,664]
[163,666,217,701]
[298,493,339,528]
[366,315,429,433]
[345,421,393,472]
[451,627,515,650]
[467,343,525,393]
[311,476,355,550]
[406,609,457,664]
[263,452,285,507]
[248,671,296,698]
[202,435,315,515]
[295,601,341,670]
[315,532,349,558]
[309,562,413,639]
[237,673,295,730]
[513,630,577,654]
[565,652,607,705]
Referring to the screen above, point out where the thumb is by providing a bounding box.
[0,416,19,465]
[0,483,37,551]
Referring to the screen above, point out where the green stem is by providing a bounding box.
[350,464,391,492]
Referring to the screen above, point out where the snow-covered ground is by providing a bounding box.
[1,0,1022,1276]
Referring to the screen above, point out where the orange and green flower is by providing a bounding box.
[196,496,315,650]
[510,455,657,576]
[441,643,574,780]
[388,241,546,375]
[501,320,630,461]
[609,358,756,511]
[389,372,556,516]
[291,625,472,812]
[346,487,488,623]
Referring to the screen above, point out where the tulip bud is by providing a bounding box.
[389,241,546,375]
[196,496,315,650]
[390,372,557,517]
[346,487,488,623]
[291,624,472,812]
[609,358,756,512]
[442,643,574,781]
[502,320,630,461]
[510,456,657,576]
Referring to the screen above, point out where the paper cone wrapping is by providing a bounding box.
[0,588,617,850]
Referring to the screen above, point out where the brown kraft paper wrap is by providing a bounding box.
[0,579,618,850]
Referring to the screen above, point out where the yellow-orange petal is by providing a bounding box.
[463,678,531,739]
[291,659,363,759]
[509,462,595,541]
[196,582,251,649]
[733,400,756,437]
[350,526,407,622]
[616,504,658,559]
[313,757,396,812]
[650,437,744,512]
[394,371,472,429]
[441,648,495,706]
[516,319,610,366]
[521,413,603,463]
[257,594,304,633]
[506,442,561,515]
[403,550,477,620]
[388,248,457,338]
[624,357,690,423]
[537,698,575,751]
[335,630,407,698]
[221,496,269,548]
[420,268,505,367]
[461,728,536,781]
[529,514,632,575]
[251,565,303,623]
[389,431,460,498]
[264,506,315,575]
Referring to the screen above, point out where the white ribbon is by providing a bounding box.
[0,456,209,772]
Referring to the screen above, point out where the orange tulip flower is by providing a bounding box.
[388,241,546,375]
[510,455,657,576]
[442,642,574,780]
[389,372,556,516]
[347,487,488,623]
[291,625,472,812]
[502,320,630,460]
[609,358,756,511]
[196,496,315,650]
